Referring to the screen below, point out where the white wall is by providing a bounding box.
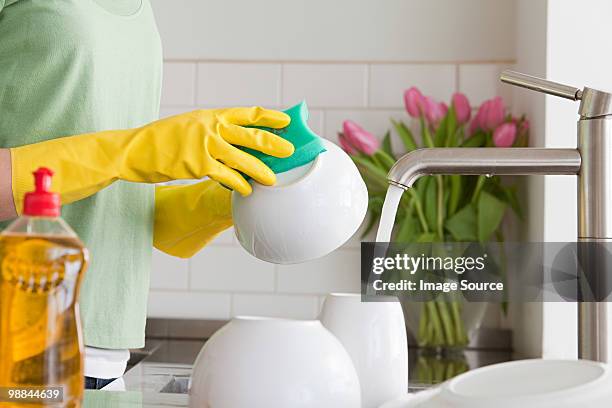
[152,0,515,62]
[512,0,612,360]
[545,0,612,361]
[147,0,517,321]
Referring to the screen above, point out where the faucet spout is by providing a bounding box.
[388,148,582,189]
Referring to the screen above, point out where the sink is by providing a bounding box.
[126,351,150,370]
[160,376,190,394]
[118,339,512,397]
[115,339,202,394]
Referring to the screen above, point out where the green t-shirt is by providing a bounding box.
[0,0,162,349]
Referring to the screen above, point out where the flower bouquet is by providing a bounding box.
[340,88,528,350]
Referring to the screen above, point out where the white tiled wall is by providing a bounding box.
[197,63,282,107]
[282,64,368,108]
[148,1,516,321]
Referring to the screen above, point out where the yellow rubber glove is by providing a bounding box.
[154,180,232,258]
[10,107,293,214]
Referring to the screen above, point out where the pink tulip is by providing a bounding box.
[404,87,425,117]
[440,102,449,116]
[423,96,446,125]
[468,115,481,136]
[471,97,506,133]
[493,122,517,147]
[342,120,380,155]
[469,102,487,134]
[483,97,505,131]
[452,92,471,124]
[338,132,357,155]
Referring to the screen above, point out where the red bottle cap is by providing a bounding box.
[23,167,61,217]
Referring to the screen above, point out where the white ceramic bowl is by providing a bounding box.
[189,316,361,408]
[320,293,408,408]
[379,359,612,408]
[232,138,368,264]
[379,389,440,408]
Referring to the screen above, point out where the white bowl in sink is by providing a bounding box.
[232,138,368,264]
[189,316,361,408]
[320,293,408,408]
[380,359,612,408]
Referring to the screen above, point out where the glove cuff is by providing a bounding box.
[10,147,35,215]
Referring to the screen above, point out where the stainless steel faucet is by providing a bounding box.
[388,70,612,362]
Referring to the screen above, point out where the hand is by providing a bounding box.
[120,107,294,195]
[153,180,232,258]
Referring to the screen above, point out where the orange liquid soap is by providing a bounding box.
[0,168,88,408]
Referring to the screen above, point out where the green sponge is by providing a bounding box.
[241,102,326,177]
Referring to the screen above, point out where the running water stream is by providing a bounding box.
[375,185,405,242]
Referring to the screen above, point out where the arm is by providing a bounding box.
[0,149,17,221]
[9,107,292,214]
[153,180,233,258]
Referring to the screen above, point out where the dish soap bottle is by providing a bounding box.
[0,168,88,407]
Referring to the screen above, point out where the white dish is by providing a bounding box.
[189,316,361,408]
[379,389,441,408]
[320,293,408,408]
[232,138,368,264]
[379,359,612,408]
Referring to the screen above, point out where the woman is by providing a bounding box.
[0,0,293,389]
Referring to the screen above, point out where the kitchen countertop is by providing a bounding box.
[84,340,200,407]
[83,335,513,407]
[84,388,188,407]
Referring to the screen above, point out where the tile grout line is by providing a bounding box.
[192,62,199,106]
[160,103,424,113]
[187,257,192,289]
[273,264,279,292]
[164,58,517,65]
[192,61,199,106]
[455,63,461,93]
[154,288,329,320]
[320,109,326,138]
[150,287,350,297]
[160,103,197,110]
[229,293,235,317]
[278,63,284,106]
[364,64,371,107]
[165,104,408,112]
[201,241,363,251]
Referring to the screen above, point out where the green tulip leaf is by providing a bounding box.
[445,204,477,241]
[446,107,457,147]
[447,175,462,217]
[381,130,395,158]
[477,191,507,242]
[420,117,435,148]
[502,185,524,220]
[368,195,385,211]
[391,119,418,152]
[395,214,420,243]
[416,232,438,243]
[374,150,397,171]
[361,212,379,238]
[361,195,385,238]
[424,178,437,230]
[461,131,486,147]
[415,176,429,199]
[434,115,448,147]
[351,156,388,181]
